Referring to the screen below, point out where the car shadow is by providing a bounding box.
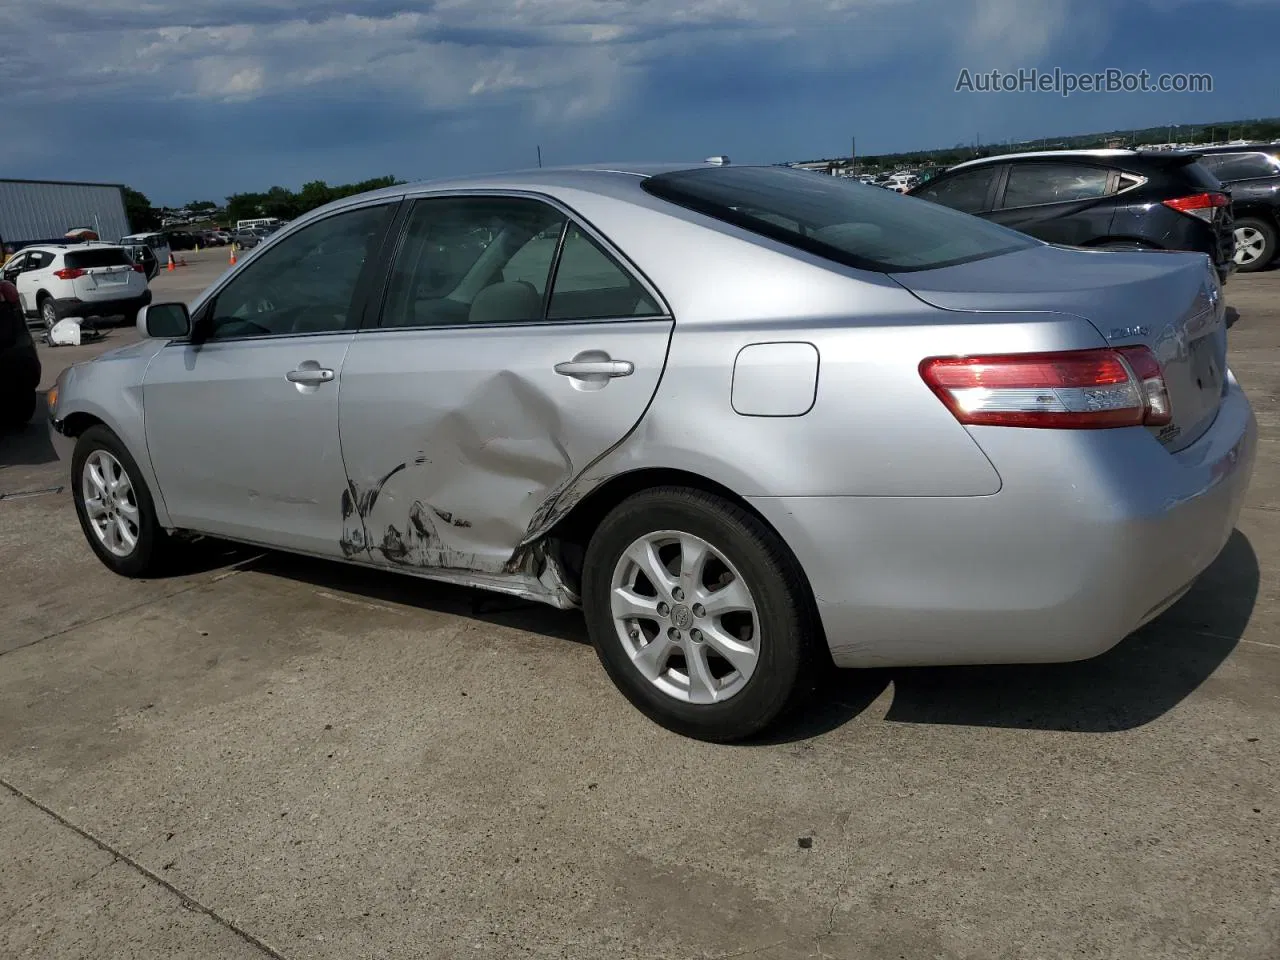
[0,395,58,467]
[186,530,1257,742]
[240,550,589,646]
[759,529,1259,742]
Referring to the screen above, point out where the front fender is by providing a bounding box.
[48,345,173,528]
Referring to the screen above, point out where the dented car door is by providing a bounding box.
[336,193,674,578]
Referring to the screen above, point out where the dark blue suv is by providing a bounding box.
[908,149,1236,284]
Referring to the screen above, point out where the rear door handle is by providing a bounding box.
[553,360,634,379]
[286,367,335,384]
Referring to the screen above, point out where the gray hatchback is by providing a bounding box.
[47,161,1257,740]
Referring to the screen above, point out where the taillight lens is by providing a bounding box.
[132,263,145,272]
[53,267,85,280]
[920,347,1171,429]
[1163,192,1229,222]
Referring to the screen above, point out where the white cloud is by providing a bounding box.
[0,0,1232,121]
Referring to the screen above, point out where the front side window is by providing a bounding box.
[913,168,998,214]
[643,165,1034,273]
[1002,163,1112,207]
[205,204,393,341]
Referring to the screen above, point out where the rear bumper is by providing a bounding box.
[47,290,152,323]
[750,374,1257,668]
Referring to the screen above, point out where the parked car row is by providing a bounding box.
[908,144,1280,275]
[44,159,1257,741]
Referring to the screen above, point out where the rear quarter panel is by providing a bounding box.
[518,191,1109,510]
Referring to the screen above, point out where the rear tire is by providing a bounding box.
[71,425,175,577]
[1233,218,1276,273]
[39,297,57,331]
[582,486,820,742]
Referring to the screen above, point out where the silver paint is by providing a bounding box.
[49,162,1257,669]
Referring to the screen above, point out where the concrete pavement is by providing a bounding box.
[0,266,1277,959]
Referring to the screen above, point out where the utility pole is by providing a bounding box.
[537,145,542,168]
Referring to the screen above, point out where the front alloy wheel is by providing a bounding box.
[71,425,174,577]
[82,449,141,557]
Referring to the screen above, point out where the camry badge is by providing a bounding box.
[1109,325,1150,340]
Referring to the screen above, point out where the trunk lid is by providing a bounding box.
[891,243,1227,452]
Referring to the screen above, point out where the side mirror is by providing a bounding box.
[138,302,190,339]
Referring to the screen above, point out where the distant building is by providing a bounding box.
[0,178,131,250]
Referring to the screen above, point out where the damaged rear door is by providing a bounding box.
[336,192,674,578]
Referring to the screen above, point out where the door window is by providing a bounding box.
[1199,152,1280,181]
[1002,163,1111,207]
[380,196,566,328]
[204,204,393,341]
[547,226,661,320]
[913,168,999,213]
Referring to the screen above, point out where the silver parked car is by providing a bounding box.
[47,162,1257,741]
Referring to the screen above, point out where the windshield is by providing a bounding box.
[642,165,1037,273]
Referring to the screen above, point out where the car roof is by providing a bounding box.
[1194,143,1280,155]
[23,242,123,253]
[944,148,1194,172]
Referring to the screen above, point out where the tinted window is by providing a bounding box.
[65,248,131,269]
[548,226,660,320]
[1003,163,1111,207]
[643,165,1034,273]
[381,196,565,328]
[207,204,392,340]
[1199,152,1280,181]
[913,168,998,213]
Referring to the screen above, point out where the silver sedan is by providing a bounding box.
[47,161,1257,741]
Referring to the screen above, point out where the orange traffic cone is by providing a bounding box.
[228,245,237,266]
[167,253,176,271]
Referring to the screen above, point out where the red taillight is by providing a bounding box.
[53,267,85,280]
[920,347,1171,429]
[132,263,145,272]
[1163,192,1229,222]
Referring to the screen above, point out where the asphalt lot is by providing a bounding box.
[1,250,1277,959]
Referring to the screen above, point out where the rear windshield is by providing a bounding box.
[65,248,131,269]
[641,165,1036,273]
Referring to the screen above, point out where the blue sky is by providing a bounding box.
[2,0,1276,206]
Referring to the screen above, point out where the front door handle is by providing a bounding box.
[553,359,634,380]
[286,366,335,384]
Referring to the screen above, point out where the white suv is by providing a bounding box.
[1,243,153,329]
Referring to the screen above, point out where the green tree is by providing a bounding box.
[122,187,160,232]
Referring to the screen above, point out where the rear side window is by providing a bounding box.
[65,248,130,269]
[642,166,1034,273]
[913,167,998,213]
[1199,152,1280,182]
[1002,163,1111,207]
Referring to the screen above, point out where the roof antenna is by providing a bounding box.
[704,155,730,166]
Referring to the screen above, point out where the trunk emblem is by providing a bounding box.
[1108,325,1149,340]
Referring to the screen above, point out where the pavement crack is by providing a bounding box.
[0,555,263,661]
[0,776,289,960]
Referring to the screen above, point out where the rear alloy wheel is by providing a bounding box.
[71,425,174,577]
[1233,218,1277,273]
[40,298,57,331]
[582,486,819,742]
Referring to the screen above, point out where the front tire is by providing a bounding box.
[582,486,820,742]
[71,425,173,577]
[1233,218,1277,273]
